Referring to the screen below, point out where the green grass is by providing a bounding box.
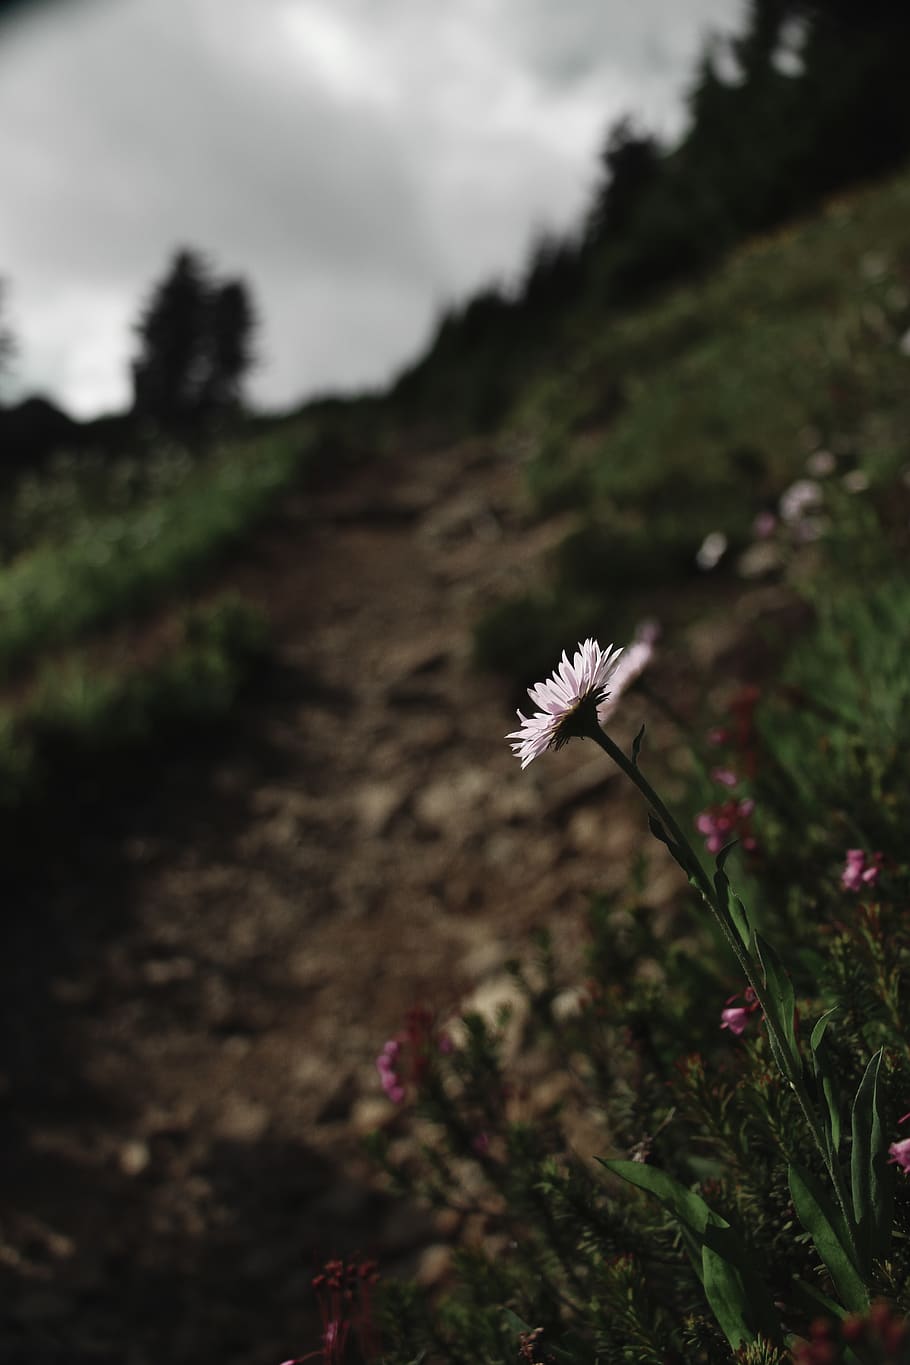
[476,168,910,687]
[0,429,304,679]
[517,170,910,515]
[0,595,269,812]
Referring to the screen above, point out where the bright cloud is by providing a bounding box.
[0,0,742,416]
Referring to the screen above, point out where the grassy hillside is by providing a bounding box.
[475,168,910,681]
[372,168,910,1363]
[6,169,910,818]
[0,409,375,816]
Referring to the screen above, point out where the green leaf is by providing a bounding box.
[729,895,752,950]
[754,932,799,1064]
[788,1164,868,1312]
[810,1008,842,1167]
[851,1048,892,1267]
[701,1244,756,1352]
[712,847,752,948]
[631,722,645,767]
[600,1159,781,1348]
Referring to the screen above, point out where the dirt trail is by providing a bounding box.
[0,436,657,1365]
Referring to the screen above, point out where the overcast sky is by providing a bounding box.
[0,0,743,418]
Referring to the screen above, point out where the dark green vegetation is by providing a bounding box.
[389,0,910,441]
[3,6,910,1357]
[0,410,374,822]
[373,431,910,1355]
[474,168,910,690]
[363,148,910,1365]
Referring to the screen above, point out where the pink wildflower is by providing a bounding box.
[695,797,757,856]
[720,987,759,1037]
[752,510,778,539]
[597,621,659,725]
[507,638,624,768]
[888,1139,910,1174]
[308,1259,380,1365]
[888,1111,910,1174]
[376,1039,405,1104]
[841,848,883,892]
[377,1007,451,1104]
[710,767,739,788]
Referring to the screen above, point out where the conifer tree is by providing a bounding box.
[131,249,256,436]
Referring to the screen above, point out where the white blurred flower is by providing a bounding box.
[597,620,659,726]
[806,449,836,477]
[779,478,822,523]
[695,531,727,571]
[842,469,870,494]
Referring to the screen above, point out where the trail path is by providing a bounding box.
[0,436,667,1365]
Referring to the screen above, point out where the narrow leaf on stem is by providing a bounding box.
[851,1048,892,1268]
[788,1165,868,1313]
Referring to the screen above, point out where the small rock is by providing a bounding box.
[452,973,529,1063]
[551,985,590,1023]
[215,1098,270,1144]
[736,542,781,580]
[414,768,491,834]
[355,781,408,837]
[143,956,195,986]
[119,1139,151,1176]
[350,1096,396,1136]
[416,1243,451,1287]
[459,937,511,982]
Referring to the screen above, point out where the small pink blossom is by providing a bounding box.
[710,767,739,788]
[376,1039,405,1104]
[696,798,757,856]
[721,987,759,1037]
[597,621,659,725]
[841,848,883,893]
[720,1006,751,1036]
[377,1007,451,1103]
[471,1131,491,1156]
[889,1139,910,1174]
[752,510,777,539]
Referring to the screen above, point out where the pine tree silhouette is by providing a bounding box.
[131,250,256,437]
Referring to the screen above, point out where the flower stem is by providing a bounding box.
[588,723,860,1266]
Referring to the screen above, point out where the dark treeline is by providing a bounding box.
[0,248,258,475]
[390,0,910,437]
[132,248,257,440]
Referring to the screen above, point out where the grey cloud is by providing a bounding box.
[0,0,743,414]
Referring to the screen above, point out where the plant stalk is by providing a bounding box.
[589,723,860,1269]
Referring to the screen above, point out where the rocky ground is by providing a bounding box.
[0,433,769,1364]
